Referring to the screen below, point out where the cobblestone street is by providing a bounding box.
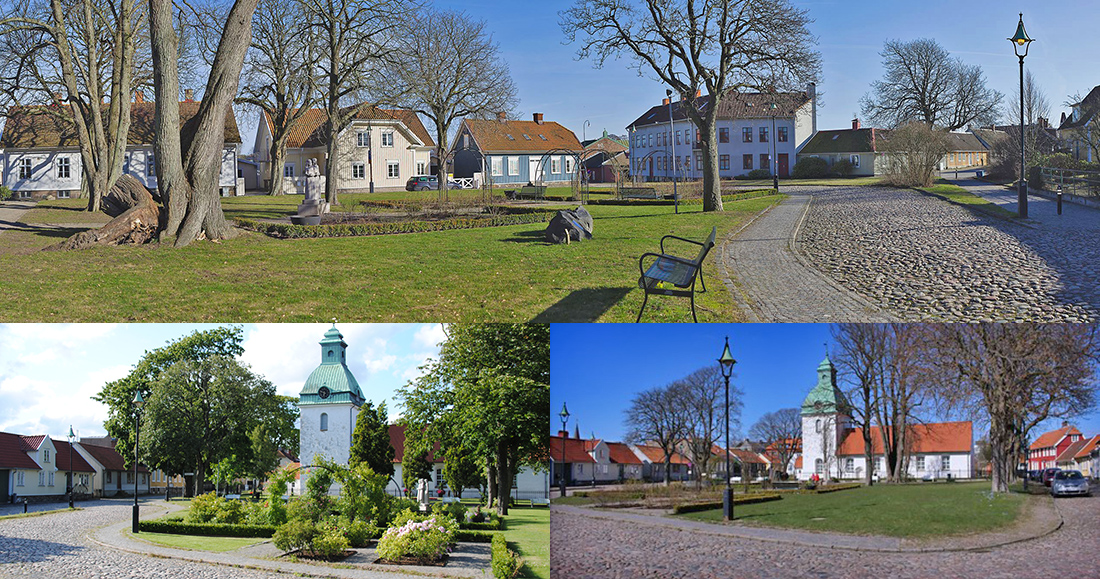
[549,492,1100,579]
[795,186,1099,322]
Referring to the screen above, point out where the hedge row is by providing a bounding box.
[138,520,277,538]
[236,212,552,239]
[491,534,522,579]
[454,529,499,543]
[578,188,777,206]
[814,483,862,494]
[460,518,504,531]
[670,493,783,515]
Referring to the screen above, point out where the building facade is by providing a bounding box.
[1029,424,1084,470]
[452,114,582,186]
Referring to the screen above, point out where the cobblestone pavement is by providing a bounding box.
[721,188,894,322]
[796,186,1098,321]
[550,492,1100,579]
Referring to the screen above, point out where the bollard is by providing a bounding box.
[23,498,28,514]
[1057,191,1063,215]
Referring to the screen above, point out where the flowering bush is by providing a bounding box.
[376,514,458,562]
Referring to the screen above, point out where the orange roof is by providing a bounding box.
[1056,438,1090,463]
[1,102,240,148]
[1030,425,1082,451]
[269,105,435,150]
[462,118,581,153]
[837,422,972,456]
[1075,435,1100,459]
[606,442,642,465]
[632,444,691,465]
[728,448,768,464]
[549,436,597,463]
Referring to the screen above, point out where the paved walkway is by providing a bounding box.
[720,188,894,322]
[0,200,35,233]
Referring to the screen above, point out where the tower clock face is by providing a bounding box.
[318,386,330,399]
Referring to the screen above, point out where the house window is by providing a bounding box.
[850,155,861,168]
[815,459,823,475]
[44,449,50,463]
[387,161,400,179]
[875,457,883,472]
[48,472,54,486]
[284,164,295,178]
[719,128,729,143]
[491,157,503,176]
[916,456,926,471]
[58,190,70,199]
[357,131,370,147]
[778,127,788,142]
[106,471,112,483]
[39,472,45,486]
[507,156,518,176]
[147,154,156,177]
[551,157,561,173]
[416,162,426,175]
[760,154,770,172]
[695,155,702,171]
[845,458,854,473]
[941,456,950,471]
[719,155,730,171]
[16,471,24,486]
[57,157,71,179]
[565,156,574,174]
[436,468,444,488]
[675,130,681,145]
[320,413,328,431]
[127,472,133,484]
[742,127,753,143]
[381,131,394,147]
[743,154,753,171]
[352,162,365,180]
[18,158,31,179]
[760,127,769,143]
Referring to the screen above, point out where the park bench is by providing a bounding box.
[224,494,241,500]
[440,497,459,504]
[636,226,716,323]
[620,187,660,200]
[516,185,547,200]
[531,498,550,507]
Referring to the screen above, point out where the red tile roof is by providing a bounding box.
[1074,435,1100,459]
[0,432,43,470]
[837,422,972,456]
[78,441,149,473]
[0,102,241,149]
[1030,425,1082,451]
[632,444,691,465]
[549,436,597,463]
[1056,438,1090,463]
[52,439,96,473]
[461,118,581,153]
[728,448,769,464]
[19,435,46,451]
[269,105,435,150]
[388,424,442,463]
[606,442,643,465]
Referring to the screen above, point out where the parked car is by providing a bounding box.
[1051,470,1091,497]
[405,175,463,191]
[1042,467,1062,486]
[1029,469,1043,482]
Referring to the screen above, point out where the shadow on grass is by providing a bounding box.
[501,229,548,244]
[530,287,633,322]
[5,223,93,240]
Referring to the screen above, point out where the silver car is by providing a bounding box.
[1050,470,1091,497]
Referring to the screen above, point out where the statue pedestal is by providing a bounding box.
[296,199,329,217]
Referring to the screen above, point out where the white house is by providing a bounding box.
[253,105,435,194]
[74,436,150,498]
[626,86,817,181]
[798,356,973,481]
[0,432,99,503]
[0,94,241,200]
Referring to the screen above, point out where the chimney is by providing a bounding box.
[533,112,544,124]
[808,82,818,135]
[662,98,670,106]
[134,91,145,104]
[1062,420,1069,428]
[496,111,507,122]
[1061,112,1068,125]
[558,430,569,438]
[184,89,194,102]
[852,118,861,130]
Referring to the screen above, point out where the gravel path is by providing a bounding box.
[796,186,1098,322]
[550,490,1100,579]
[720,188,893,322]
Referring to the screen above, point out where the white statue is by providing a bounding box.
[304,158,322,201]
[416,479,429,508]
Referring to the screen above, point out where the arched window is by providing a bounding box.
[815,458,823,475]
[327,349,334,359]
[320,413,328,431]
[815,419,822,433]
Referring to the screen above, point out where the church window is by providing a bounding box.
[814,458,823,475]
[320,413,329,431]
[845,458,854,473]
[815,419,821,433]
[328,349,333,358]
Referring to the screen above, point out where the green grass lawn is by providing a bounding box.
[0,194,780,322]
[676,482,1026,538]
[503,507,549,579]
[918,182,1019,219]
[128,530,266,552]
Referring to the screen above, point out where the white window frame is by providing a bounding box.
[850,154,861,168]
[845,458,854,473]
[381,131,394,147]
[58,190,71,199]
[39,472,45,486]
[941,455,950,471]
[44,449,50,463]
[565,156,574,174]
[48,472,54,486]
[284,163,295,178]
[356,131,370,148]
[386,161,400,179]
[507,156,518,176]
[416,161,426,176]
[16,471,24,486]
[352,162,365,179]
[551,157,561,174]
[491,157,503,177]
[916,456,926,471]
[57,157,71,179]
[814,459,823,475]
[18,157,31,179]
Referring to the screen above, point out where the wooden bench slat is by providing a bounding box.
[643,258,696,288]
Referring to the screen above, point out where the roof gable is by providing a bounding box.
[799,128,883,155]
[1056,438,1090,463]
[837,422,972,456]
[1030,425,1082,450]
[78,440,149,473]
[0,432,43,470]
[461,119,581,153]
[52,439,97,473]
[274,105,435,150]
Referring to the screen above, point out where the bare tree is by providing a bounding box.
[833,324,889,486]
[624,384,686,486]
[878,122,950,187]
[382,8,517,199]
[861,38,1002,131]
[560,0,820,212]
[749,408,800,480]
[302,0,411,207]
[0,0,144,212]
[237,0,318,195]
[925,324,1099,493]
[677,366,741,487]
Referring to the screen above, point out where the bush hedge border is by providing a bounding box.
[236,211,553,239]
[138,519,277,538]
[814,483,862,494]
[490,534,522,579]
[670,493,783,515]
[578,188,778,206]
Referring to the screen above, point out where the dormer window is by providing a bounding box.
[523,134,532,140]
[539,135,547,141]
[506,134,515,140]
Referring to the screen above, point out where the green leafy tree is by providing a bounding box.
[212,454,246,496]
[349,401,395,478]
[442,444,482,499]
[401,447,434,496]
[248,424,281,492]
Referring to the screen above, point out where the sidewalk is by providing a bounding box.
[947,177,1100,233]
[88,500,491,579]
[0,199,35,233]
[552,493,1063,553]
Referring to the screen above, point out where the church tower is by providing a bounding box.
[799,355,849,481]
[298,323,365,490]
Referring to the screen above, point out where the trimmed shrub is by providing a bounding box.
[139,519,277,538]
[815,483,861,494]
[670,493,782,514]
[273,518,319,552]
[312,527,350,557]
[745,169,773,180]
[376,514,457,562]
[236,212,553,240]
[792,157,829,179]
[454,529,498,543]
[491,534,522,579]
[0,186,13,201]
[831,158,854,177]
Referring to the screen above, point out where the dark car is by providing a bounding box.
[1051,470,1091,497]
[1029,469,1043,482]
[406,175,438,191]
[1042,467,1062,486]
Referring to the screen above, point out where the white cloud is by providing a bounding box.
[413,324,447,350]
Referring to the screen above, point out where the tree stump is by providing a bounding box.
[48,175,161,250]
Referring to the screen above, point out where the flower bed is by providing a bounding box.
[375,514,458,565]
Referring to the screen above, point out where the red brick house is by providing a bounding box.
[1029,424,1083,470]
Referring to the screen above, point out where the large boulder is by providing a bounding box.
[545,206,594,244]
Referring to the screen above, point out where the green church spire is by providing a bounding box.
[299,323,365,406]
[800,355,847,415]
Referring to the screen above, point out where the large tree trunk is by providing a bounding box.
[50,175,160,250]
[486,462,497,509]
[699,107,722,212]
[268,136,289,195]
[663,455,671,486]
[495,442,510,516]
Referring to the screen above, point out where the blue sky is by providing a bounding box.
[549,324,1100,445]
[235,1,1095,154]
[0,324,445,439]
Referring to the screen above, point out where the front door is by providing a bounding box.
[778,153,789,178]
[528,158,542,183]
[0,470,8,500]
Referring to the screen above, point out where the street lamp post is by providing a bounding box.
[666,89,679,214]
[1009,13,1034,219]
[718,338,737,521]
[67,426,74,509]
[132,391,144,534]
[770,102,779,192]
[559,403,570,497]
